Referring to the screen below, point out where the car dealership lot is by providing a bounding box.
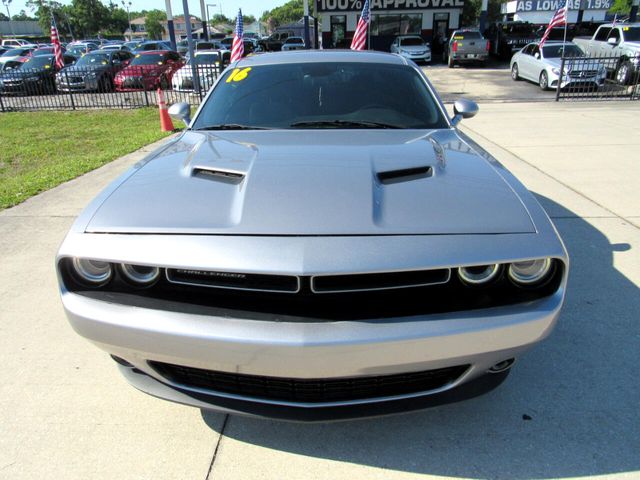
[0,99,638,478]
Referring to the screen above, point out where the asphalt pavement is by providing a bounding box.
[0,97,638,478]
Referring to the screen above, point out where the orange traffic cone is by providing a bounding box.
[157,88,175,132]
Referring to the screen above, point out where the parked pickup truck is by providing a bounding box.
[484,21,537,59]
[259,31,294,52]
[573,23,640,84]
[444,29,489,67]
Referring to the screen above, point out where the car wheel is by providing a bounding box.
[539,71,549,91]
[511,63,520,81]
[615,61,632,86]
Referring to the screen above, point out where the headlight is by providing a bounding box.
[86,72,97,78]
[508,258,553,285]
[120,264,160,286]
[458,264,501,285]
[25,76,40,82]
[71,258,113,286]
[551,68,560,75]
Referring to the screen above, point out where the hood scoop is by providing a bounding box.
[377,166,433,185]
[192,165,245,184]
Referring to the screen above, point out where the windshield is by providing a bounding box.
[75,53,110,66]
[400,37,424,46]
[543,44,584,58]
[18,56,52,69]
[124,41,141,49]
[130,53,165,65]
[193,62,447,130]
[623,27,640,42]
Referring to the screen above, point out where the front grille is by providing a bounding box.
[312,268,449,293]
[150,362,469,403]
[568,70,598,78]
[166,268,300,293]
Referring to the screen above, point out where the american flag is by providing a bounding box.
[538,0,568,49]
[230,9,244,63]
[51,15,64,69]
[350,0,370,51]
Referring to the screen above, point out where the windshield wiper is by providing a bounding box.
[290,120,402,129]
[195,124,271,131]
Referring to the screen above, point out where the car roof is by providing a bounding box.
[600,22,640,27]
[236,50,408,67]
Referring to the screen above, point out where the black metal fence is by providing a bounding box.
[0,64,221,112]
[556,53,640,101]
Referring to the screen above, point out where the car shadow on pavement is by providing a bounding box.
[201,195,639,479]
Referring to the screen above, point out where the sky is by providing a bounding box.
[7,0,291,22]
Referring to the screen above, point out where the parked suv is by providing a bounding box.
[389,35,431,63]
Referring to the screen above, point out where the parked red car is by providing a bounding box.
[114,50,183,91]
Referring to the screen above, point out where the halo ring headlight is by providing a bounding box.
[72,258,113,285]
[120,264,160,286]
[508,258,553,285]
[458,264,501,285]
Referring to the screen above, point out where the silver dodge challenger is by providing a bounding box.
[57,51,568,421]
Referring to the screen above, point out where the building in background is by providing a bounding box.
[316,0,464,51]
[0,20,44,37]
[501,0,611,23]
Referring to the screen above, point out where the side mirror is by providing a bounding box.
[607,37,618,45]
[168,102,191,127]
[451,98,479,126]
[534,52,540,59]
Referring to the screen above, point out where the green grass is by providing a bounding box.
[0,108,175,210]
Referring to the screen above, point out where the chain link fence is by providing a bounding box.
[556,53,640,101]
[0,64,221,112]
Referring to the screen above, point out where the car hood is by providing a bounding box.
[86,129,535,235]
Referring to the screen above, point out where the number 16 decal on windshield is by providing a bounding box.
[226,67,252,83]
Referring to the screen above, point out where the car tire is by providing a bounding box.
[539,71,549,91]
[511,63,520,81]
[615,61,632,86]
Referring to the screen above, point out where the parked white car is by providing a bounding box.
[282,37,305,51]
[510,41,606,90]
[171,51,221,92]
[390,35,431,63]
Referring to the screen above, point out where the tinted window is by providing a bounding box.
[193,62,447,130]
[594,27,611,41]
[623,27,640,41]
[453,31,482,40]
[399,37,425,46]
[75,53,110,66]
[608,29,620,41]
[194,54,219,64]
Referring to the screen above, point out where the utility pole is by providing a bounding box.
[121,0,132,41]
[165,0,176,49]
[182,0,200,95]
[303,0,310,49]
[199,0,208,40]
[479,0,488,33]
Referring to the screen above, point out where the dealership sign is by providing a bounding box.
[317,0,464,11]
[515,0,611,10]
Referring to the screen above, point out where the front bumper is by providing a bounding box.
[550,70,607,88]
[398,51,432,62]
[62,284,564,418]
